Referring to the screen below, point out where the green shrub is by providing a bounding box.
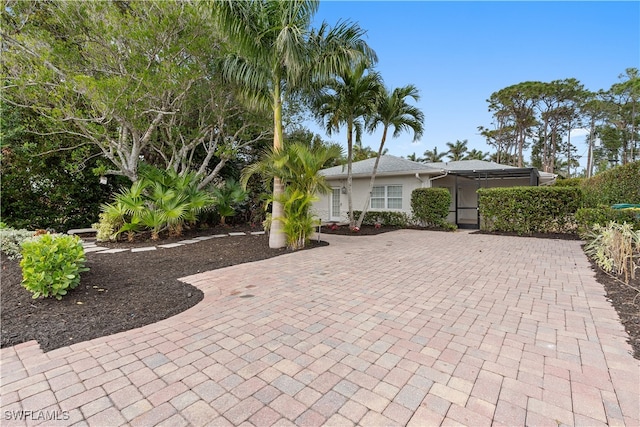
[411,188,451,227]
[20,233,89,300]
[581,161,640,208]
[0,227,36,260]
[351,210,410,227]
[92,212,120,242]
[575,206,640,237]
[478,186,582,234]
[553,177,584,187]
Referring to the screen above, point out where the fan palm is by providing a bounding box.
[314,61,383,227]
[356,84,424,228]
[212,0,376,248]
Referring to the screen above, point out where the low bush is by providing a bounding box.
[553,177,584,187]
[411,188,451,227]
[581,161,640,208]
[0,227,36,260]
[576,206,640,237]
[351,210,410,227]
[478,186,582,234]
[20,233,89,300]
[584,222,640,285]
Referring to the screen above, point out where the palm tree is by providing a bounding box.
[423,146,446,163]
[446,139,469,161]
[464,149,490,161]
[314,61,382,228]
[356,84,424,228]
[242,142,342,249]
[406,152,423,162]
[212,0,376,248]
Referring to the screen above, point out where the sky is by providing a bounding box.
[304,1,640,171]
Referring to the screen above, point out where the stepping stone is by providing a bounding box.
[95,248,129,254]
[212,234,228,238]
[194,236,216,241]
[250,231,266,235]
[131,247,157,252]
[228,232,247,236]
[178,239,200,244]
[84,247,108,253]
[158,243,184,248]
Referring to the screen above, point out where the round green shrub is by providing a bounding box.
[411,188,451,227]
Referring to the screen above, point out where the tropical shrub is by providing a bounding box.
[478,186,582,234]
[242,143,342,250]
[351,210,410,227]
[581,161,640,208]
[553,177,584,187]
[96,165,215,241]
[0,227,36,260]
[584,222,640,285]
[576,206,640,237]
[20,233,89,300]
[411,188,451,227]
[211,179,248,225]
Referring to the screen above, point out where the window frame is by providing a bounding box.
[370,185,403,210]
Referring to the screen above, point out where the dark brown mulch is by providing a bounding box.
[472,229,582,240]
[1,226,327,352]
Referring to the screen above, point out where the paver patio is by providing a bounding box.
[1,230,638,426]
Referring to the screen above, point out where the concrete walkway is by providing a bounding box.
[1,230,638,426]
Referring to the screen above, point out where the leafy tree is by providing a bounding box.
[445,139,469,161]
[212,0,376,247]
[422,146,447,163]
[314,61,383,228]
[356,84,424,228]
[353,142,388,162]
[2,1,244,183]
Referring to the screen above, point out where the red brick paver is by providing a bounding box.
[1,230,638,426]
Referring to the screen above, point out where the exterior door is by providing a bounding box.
[329,188,341,221]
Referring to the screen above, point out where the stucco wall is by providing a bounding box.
[313,174,429,223]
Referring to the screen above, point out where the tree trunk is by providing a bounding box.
[346,118,355,228]
[269,82,286,249]
[356,127,388,229]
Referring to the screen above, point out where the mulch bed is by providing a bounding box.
[2,225,638,360]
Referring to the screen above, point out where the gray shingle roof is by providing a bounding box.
[320,155,440,178]
[424,160,519,171]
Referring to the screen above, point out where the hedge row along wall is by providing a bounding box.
[478,186,582,234]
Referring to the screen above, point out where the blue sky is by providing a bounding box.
[306,1,639,170]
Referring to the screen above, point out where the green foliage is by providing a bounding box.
[581,161,640,207]
[243,143,342,249]
[575,207,640,237]
[411,188,451,227]
[92,213,120,242]
[20,234,89,300]
[211,179,248,225]
[0,227,36,260]
[98,165,215,241]
[584,222,640,284]
[351,211,409,227]
[478,186,582,234]
[553,177,584,187]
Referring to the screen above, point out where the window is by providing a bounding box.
[370,185,403,209]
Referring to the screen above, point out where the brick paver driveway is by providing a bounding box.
[1,230,638,426]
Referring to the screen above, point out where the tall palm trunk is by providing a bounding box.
[356,127,387,229]
[346,118,355,228]
[270,80,286,248]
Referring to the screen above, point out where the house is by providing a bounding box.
[314,155,556,229]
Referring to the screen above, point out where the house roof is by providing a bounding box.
[320,156,556,184]
[320,155,440,178]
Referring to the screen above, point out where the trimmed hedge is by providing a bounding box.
[576,206,640,237]
[553,177,584,187]
[478,186,582,234]
[411,188,451,227]
[351,211,409,227]
[581,161,640,207]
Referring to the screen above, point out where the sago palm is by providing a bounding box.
[356,84,424,228]
[211,0,375,248]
